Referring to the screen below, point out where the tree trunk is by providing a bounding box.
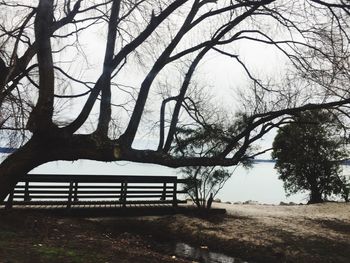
[342,188,349,202]
[0,138,47,201]
[0,133,118,201]
[308,187,323,204]
[206,193,213,209]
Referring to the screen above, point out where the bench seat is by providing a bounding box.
[3,174,187,209]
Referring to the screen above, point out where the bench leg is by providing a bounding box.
[5,191,14,209]
[172,182,177,207]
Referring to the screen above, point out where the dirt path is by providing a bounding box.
[86,202,350,262]
[1,203,349,263]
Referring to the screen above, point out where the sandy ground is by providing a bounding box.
[156,202,350,262]
[215,202,350,220]
[214,202,350,246]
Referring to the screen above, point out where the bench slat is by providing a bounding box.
[13,190,176,194]
[13,195,173,199]
[22,174,178,183]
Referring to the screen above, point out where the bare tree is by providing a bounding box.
[180,166,232,209]
[0,0,350,201]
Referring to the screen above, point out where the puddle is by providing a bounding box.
[167,242,248,263]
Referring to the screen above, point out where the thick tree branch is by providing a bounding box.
[65,0,188,135]
[157,96,178,151]
[96,0,121,136]
[27,0,55,133]
[163,1,270,152]
[120,0,201,147]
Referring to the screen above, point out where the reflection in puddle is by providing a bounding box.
[173,242,248,263]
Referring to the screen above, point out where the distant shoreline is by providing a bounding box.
[2,151,350,167]
[252,159,275,163]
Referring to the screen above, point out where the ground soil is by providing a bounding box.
[0,202,349,263]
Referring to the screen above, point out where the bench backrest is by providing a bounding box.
[5,174,187,208]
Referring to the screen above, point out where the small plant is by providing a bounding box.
[180,166,231,209]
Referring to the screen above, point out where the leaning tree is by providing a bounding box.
[0,0,350,200]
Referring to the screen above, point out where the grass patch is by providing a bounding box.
[0,228,17,239]
[36,246,80,262]
[34,245,105,263]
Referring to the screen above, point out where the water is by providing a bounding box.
[22,159,306,204]
[173,242,247,263]
[218,162,307,204]
[0,155,335,204]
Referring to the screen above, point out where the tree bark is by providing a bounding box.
[0,139,47,201]
[206,193,213,209]
[308,185,323,204]
[0,133,117,201]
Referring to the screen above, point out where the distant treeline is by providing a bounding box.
[0,149,350,167]
[252,159,275,163]
[342,160,350,166]
[253,159,350,166]
[0,147,16,153]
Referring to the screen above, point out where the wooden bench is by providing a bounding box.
[3,174,187,209]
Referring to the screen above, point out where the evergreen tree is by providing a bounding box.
[272,110,349,203]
